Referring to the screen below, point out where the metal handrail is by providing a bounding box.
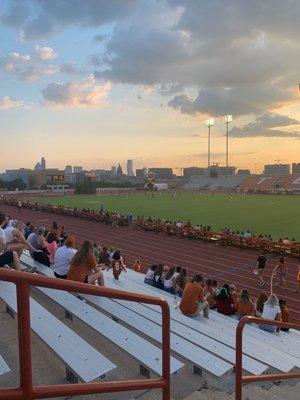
[235,316,300,400]
[0,269,171,400]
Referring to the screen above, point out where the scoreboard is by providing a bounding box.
[50,174,64,182]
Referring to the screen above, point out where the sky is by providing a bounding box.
[0,0,300,173]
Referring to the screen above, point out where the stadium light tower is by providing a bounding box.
[224,114,233,177]
[206,118,214,172]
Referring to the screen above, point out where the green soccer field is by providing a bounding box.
[26,192,300,240]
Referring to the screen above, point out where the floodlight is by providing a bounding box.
[224,115,233,123]
[206,118,214,127]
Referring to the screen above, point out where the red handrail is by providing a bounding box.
[0,269,171,400]
[235,316,300,400]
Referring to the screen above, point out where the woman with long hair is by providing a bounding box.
[216,284,235,315]
[153,264,164,289]
[68,240,104,285]
[45,232,58,265]
[255,292,268,317]
[236,289,254,320]
[274,257,288,289]
[174,268,187,297]
[163,266,176,294]
[259,294,281,332]
[144,264,157,285]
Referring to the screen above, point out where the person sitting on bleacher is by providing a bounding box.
[179,274,209,318]
[27,226,51,267]
[236,289,254,320]
[254,292,268,317]
[107,251,126,280]
[45,232,58,265]
[68,240,105,286]
[204,278,217,309]
[216,284,235,316]
[0,213,22,271]
[98,246,110,266]
[259,294,281,333]
[153,264,164,289]
[174,268,187,297]
[144,264,157,285]
[53,236,77,279]
[163,266,176,294]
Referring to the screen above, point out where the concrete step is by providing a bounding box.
[269,384,299,400]
[242,385,281,400]
[183,389,231,400]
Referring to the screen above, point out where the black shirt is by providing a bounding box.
[257,255,267,268]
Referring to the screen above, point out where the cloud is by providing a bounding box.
[41,75,111,108]
[0,96,24,109]
[1,0,134,40]
[35,45,57,60]
[0,52,30,73]
[230,113,300,138]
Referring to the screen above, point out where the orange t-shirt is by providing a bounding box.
[281,308,289,323]
[68,256,96,283]
[133,262,141,272]
[236,300,254,316]
[180,283,204,315]
[297,270,300,282]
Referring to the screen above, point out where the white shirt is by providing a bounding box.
[145,268,155,280]
[4,226,16,243]
[0,227,6,248]
[164,276,174,289]
[53,246,77,276]
[261,304,281,321]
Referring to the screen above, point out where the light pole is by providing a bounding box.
[206,119,214,174]
[224,114,233,177]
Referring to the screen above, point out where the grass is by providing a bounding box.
[26,192,300,240]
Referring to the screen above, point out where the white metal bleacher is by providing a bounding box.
[21,253,231,378]
[20,254,184,377]
[0,355,10,377]
[105,268,300,373]
[0,280,116,383]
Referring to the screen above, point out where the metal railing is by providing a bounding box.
[0,269,171,400]
[235,316,300,400]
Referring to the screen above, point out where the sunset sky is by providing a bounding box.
[1,0,300,173]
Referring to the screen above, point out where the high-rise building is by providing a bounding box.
[142,167,148,176]
[41,157,46,170]
[34,162,42,171]
[73,166,83,173]
[117,163,123,176]
[264,164,290,175]
[292,163,300,174]
[127,159,134,176]
[64,165,72,174]
[111,166,117,176]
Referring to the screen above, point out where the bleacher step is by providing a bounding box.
[269,384,299,400]
[183,389,232,400]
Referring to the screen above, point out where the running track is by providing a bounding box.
[2,204,300,321]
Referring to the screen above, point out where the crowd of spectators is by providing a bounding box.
[1,196,299,257]
[0,206,298,335]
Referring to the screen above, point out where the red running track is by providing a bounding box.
[2,204,300,321]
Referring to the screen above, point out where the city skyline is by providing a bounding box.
[1,1,300,172]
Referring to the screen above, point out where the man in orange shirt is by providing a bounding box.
[179,274,209,318]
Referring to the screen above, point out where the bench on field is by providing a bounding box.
[0,355,10,377]
[106,268,300,373]
[20,254,184,377]
[0,281,116,383]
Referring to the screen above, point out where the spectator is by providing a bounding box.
[0,213,22,271]
[68,240,104,285]
[133,259,142,273]
[144,264,157,285]
[153,264,164,289]
[163,266,176,294]
[174,266,182,280]
[279,299,290,332]
[236,289,254,320]
[107,251,126,280]
[259,294,281,333]
[50,221,60,242]
[93,242,101,263]
[229,284,238,309]
[28,226,50,267]
[2,214,40,258]
[24,222,33,239]
[204,278,217,309]
[255,292,268,317]
[53,236,77,279]
[274,257,288,289]
[216,285,235,315]
[99,246,110,266]
[179,274,209,318]
[45,232,58,265]
[174,267,187,297]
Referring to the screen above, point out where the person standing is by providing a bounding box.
[273,257,288,289]
[256,251,267,286]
